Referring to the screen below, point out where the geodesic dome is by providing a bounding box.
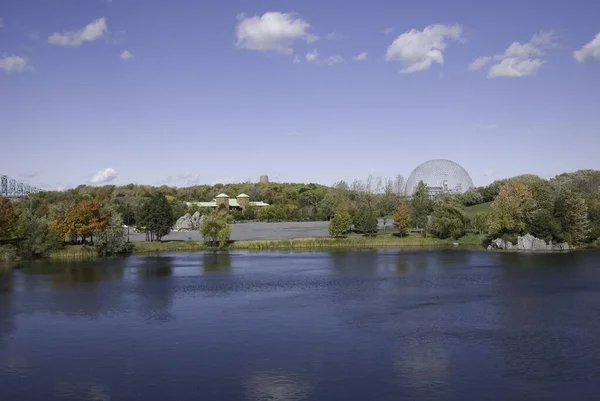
[405,159,473,196]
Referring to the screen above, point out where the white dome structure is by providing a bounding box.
[405,159,473,197]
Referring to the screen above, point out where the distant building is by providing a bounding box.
[260,175,269,184]
[405,159,473,199]
[185,193,269,212]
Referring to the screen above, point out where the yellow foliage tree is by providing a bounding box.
[488,181,537,235]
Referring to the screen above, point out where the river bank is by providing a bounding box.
[43,233,485,259]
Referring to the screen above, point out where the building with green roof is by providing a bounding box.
[185,193,269,212]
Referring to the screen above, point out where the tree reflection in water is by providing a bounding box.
[135,256,174,323]
[203,252,231,273]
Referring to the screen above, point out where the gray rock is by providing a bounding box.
[191,211,202,230]
[518,234,534,250]
[505,241,514,250]
[492,238,505,249]
[532,237,548,250]
[175,213,193,231]
[487,245,492,250]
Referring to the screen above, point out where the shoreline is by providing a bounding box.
[44,234,485,260]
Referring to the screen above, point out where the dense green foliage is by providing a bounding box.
[15,210,61,259]
[95,205,131,256]
[136,193,175,241]
[328,208,352,237]
[200,210,231,249]
[430,197,470,239]
[410,181,432,234]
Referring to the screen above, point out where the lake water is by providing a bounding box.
[1,250,600,401]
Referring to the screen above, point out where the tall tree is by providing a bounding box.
[95,205,131,256]
[137,193,175,241]
[0,196,16,238]
[410,181,432,235]
[354,204,378,235]
[555,190,590,244]
[329,207,352,237]
[393,204,411,237]
[488,181,537,236]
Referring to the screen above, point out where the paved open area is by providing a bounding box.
[127,220,392,243]
[127,221,331,242]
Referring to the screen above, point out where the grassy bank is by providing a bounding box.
[40,233,485,260]
[132,233,485,254]
[49,245,99,260]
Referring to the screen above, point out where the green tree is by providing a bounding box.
[136,193,175,241]
[471,212,489,235]
[555,190,590,244]
[431,199,470,239]
[200,210,231,249]
[15,210,61,259]
[393,204,410,237]
[526,208,562,242]
[354,204,378,235]
[488,181,537,236]
[95,205,131,256]
[0,196,16,238]
[328,208,351,237]
[410,181,432,235]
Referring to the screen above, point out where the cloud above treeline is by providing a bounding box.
[90,167,118,184]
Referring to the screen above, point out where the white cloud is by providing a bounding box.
[293,55,301,64]
[48,17,108,47]
[382,27,394,35]
[483,169,495,177]
[472,31,557,78]
[574,32,600,63]
[90,167,117,184]
[235,12,318,55]
[325,55,344,66]
[468,56,491,71]
[326,32,341,41]
[305,50,318,62]
[120,50,133,60]
[352,52,368,61]
[386,24,463,73]
[236,12,246,21]
[0,55,32,73]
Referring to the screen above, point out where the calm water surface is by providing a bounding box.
[1,250,600,401]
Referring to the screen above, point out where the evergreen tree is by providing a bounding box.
[328,208,351,237]
[410,181,432,235]
[354,204,378,235]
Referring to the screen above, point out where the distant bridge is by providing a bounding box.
[1,175,42,198]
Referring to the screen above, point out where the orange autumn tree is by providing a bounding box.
[63,200,107,244]
[393,204,411,237]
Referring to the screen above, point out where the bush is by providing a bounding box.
[431,200,469,239]
[200,210,231,249]
[526,208,562,243]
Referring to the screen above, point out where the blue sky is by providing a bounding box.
[1,0,599,191]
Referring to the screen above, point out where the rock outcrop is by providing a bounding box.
[175,213,193,231]
[487,233,570,251]
[174,212,205,231]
